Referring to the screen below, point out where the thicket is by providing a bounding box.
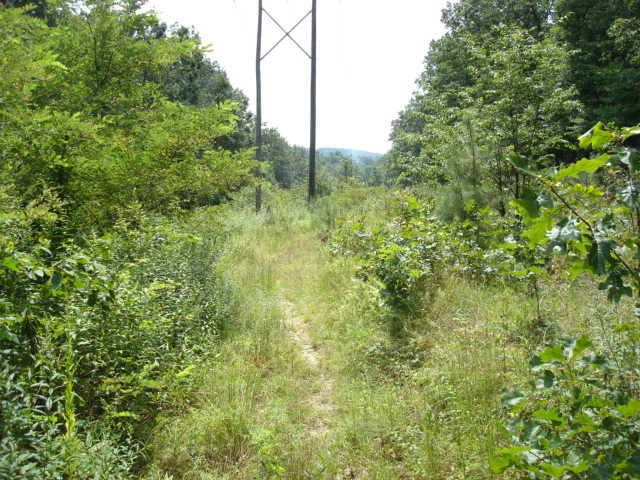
[0,1,255,476]
[336,123,640,477]
[344,0,640,477]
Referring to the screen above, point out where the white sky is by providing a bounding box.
[144,0,449,154]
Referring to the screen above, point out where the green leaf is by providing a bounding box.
[555,154,609,181]
[0,330,20,344]
[598,213,616,231]
[619,148,640,172]
[140,379,163,389]
[547,217,581,253]
[568,256,589,279]
[579,353,609,368]
[530,355,544,370]
[502,390,527,409]
[616,399,640,418]
[537,193,554,208]
[534,409,564,422]
[621,126,640,137]
[565,462,590,474]
[511,187,541,219]
[573,335,593,357]
[598,270,632,303]
[507,153,529,170]
[507,153,541,177]
[2,257,20,272]
[541,462,566,478]
[539,345,567,363]
[617,183,640,209]
[490,455,513,473]
[574,413,596,432]
[588,232,615,276]
[570,183,604,198]
[50,272,63,291]
[495,446,531,455]
[579,122,613,150]
[536,369,556,389]
[523,214,553,248]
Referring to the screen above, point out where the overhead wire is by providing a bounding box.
[230,0,251,37]
[338,0,346,67]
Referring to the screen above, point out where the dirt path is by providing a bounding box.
[279,299,335,438]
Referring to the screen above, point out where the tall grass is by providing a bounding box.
[143,187,633,479]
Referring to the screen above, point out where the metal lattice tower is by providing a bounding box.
[255,0,317,211]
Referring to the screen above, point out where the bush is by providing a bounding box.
[0,200,239,477]
[331,194,507,317]
[492,329,640,478]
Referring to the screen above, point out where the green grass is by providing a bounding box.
[142,188,633,479]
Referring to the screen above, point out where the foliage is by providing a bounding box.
[331,194,507,316]
[492,123,640,478]
[316,150,387,189]
[555,0,640,126]
[259,128,308,189]
[442,0,554,36]
[389,17,582,201]
[0,1,255,476]
[505,123,640,303]
[0,2,257,231]
[0,194,238,476]
[492,332,640,478]
[158,25,254,151]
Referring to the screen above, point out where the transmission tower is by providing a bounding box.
[255,0,317,211]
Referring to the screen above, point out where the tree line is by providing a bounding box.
[387,0,639,218]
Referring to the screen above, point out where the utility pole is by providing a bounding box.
[309,0,317,201]
[255,0,263,213]
[255,1,317,204]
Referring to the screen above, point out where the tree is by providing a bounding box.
[555,0,640,126]
[258,128,307,189]
[0,1,257,230]
[442,0,554,37]
[388,0,583,212]
[159,26,253,151]
[468,27,583,198]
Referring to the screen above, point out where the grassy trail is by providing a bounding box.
[247,218,339,443]
[279,299,335,438]
[145,207,348,478]
[146,201,518,479]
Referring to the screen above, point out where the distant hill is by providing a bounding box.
[317,148,383,161]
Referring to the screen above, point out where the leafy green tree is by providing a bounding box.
[1,1,257,229]
[555,0,640,125]
[492,122,640,479]
[388,33,476,185]
[468,27,583,198]
[1,2,259,476]
[388,0,588,216]
[159,25,253,151]
[38,0,194,116]
[442,0,554,36]
[257,128,308,189]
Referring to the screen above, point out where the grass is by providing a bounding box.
[142,187,633,479]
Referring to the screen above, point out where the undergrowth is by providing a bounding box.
[142,186,635,479]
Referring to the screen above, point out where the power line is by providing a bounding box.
[229,0,250,37]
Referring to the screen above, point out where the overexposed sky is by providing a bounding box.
[144,0,449,154]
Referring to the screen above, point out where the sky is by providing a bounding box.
[144,0,450,154]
